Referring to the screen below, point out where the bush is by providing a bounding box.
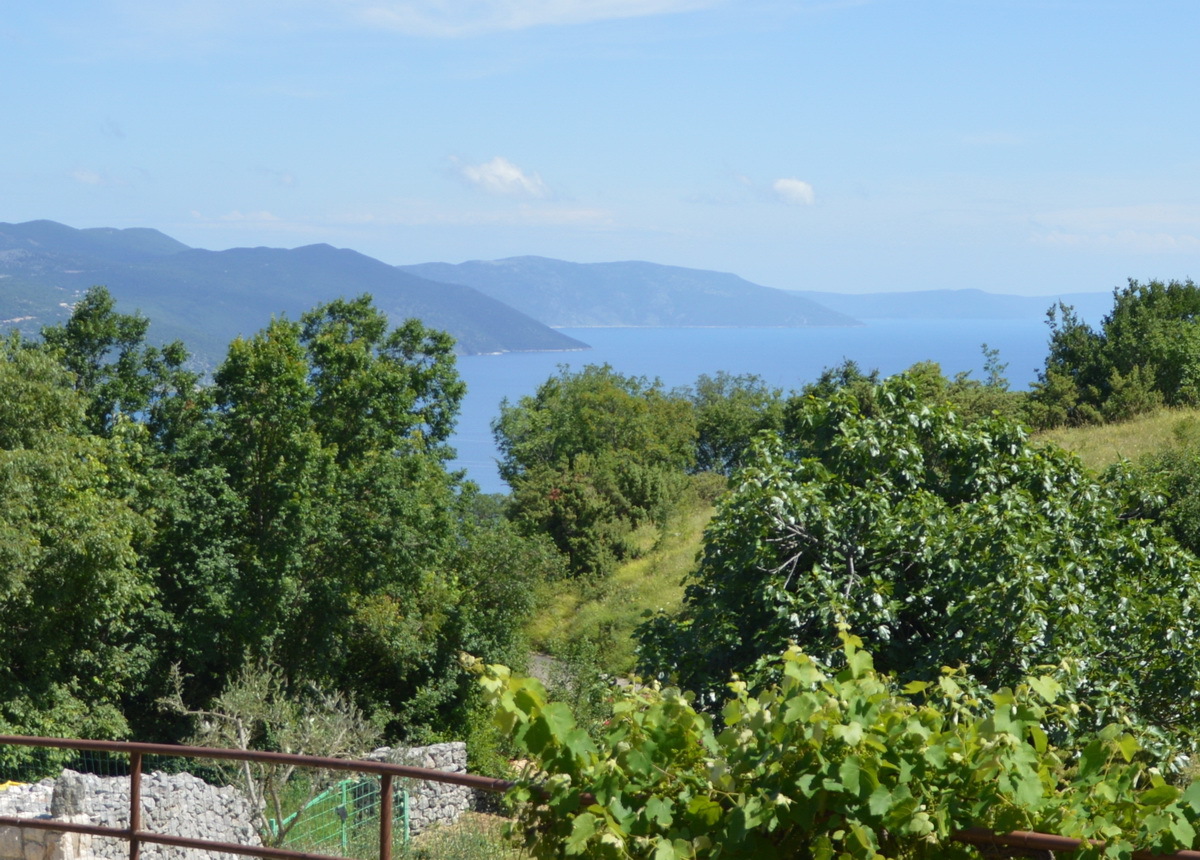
[477,637,1200,859]
[639,376,1200,749]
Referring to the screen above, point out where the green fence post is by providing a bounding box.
[402,787,410,846]
[341,780,350,854]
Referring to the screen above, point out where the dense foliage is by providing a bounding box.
[685,371,784,476]
[0,287,559,759]
[20,274,1200,854]
[1032,279,1200,426]
[494,364,697,576]
[1119,425,1200,558]
[480,636,1200,860]
[0,341,151,746]
[480,348,1200,856]
[639,376,1200,750]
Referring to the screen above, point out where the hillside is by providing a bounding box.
[529,499,715,673]
[400,256,860,328]
[0,221,589,362]
[1036,407,1200,472]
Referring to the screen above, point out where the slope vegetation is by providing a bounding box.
[1036,406,1200,471]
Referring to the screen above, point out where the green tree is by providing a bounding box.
[299,296,464,462]
[1030,301,1109,427]
[686,371,783,475]
[639,376,1200,743]
[797,359,880,401]
[494,365,697,576]
[802,353,1026,430]
[0,342,152,748]
[146,317,336,710]
[144,296,533,742]
[1104,279,1200,405]
[1030,280,1200,426]
[40,286,197,439]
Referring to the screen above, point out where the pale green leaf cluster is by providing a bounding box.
[480,637,1200,859]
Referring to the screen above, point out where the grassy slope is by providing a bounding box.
[527,409,1200,676]
[528,501,715,673]
[1036,407,1200,472]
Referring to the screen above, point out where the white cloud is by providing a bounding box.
[457,156,549,198]
[72,169,105,186]
[354,0,718,37]
[772,178,815,205]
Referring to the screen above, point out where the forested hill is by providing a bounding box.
[792,286,1115,322]
[0,220,589,361]
[399,256,861,327]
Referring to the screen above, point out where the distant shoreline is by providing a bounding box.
[469,347,592,356]
[549,323,865,330]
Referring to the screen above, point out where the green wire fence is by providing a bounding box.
[269,777,411,858]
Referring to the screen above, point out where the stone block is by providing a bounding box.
[0,825,23,860]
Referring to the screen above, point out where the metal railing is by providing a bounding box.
[952,827,1200,860]
[6,734,1200,859]
[0,735,509,860]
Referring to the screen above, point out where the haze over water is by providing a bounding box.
[450,318,1053,493]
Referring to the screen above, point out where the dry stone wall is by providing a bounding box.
[0,770,259,860]
[0,743,473,860]
[362,742,472,836]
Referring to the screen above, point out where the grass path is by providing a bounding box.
[528,501,714,673]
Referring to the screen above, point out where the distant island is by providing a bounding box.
[400,256,860,328]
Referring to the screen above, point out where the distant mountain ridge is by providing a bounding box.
[2,220,1120,371]
[0,221,588,361]
[792,287,1115,324]
[400,256,861,328]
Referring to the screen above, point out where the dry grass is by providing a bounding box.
[1035,407,1200,472]
[404,812,527,859]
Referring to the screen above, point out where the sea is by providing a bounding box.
[447,318,1055,494]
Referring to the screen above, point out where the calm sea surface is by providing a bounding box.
[449,319,1052,493]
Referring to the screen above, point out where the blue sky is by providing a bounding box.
[4,0,1200,295]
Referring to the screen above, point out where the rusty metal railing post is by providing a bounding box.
[378,774,393,860]
[129,751,143,860]
[0,735,514,860]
